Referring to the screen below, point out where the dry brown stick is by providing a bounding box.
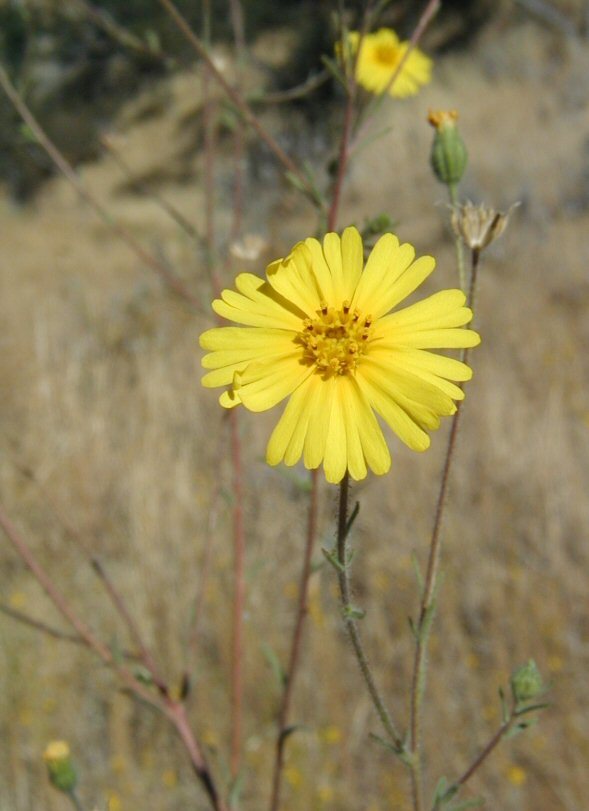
[0,504,227,811]
[156,0,320,206]
[70,0,166,60]
[0,505,158,706]
[0,602,140,661]
[0,63,201,310]
[14,462,167,692]
[269,468,319,811]
[226,1,248,786]
[100,136,203,243]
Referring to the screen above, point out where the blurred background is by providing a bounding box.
[1,1,589,809]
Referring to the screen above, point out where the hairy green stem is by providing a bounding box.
[335,473,403,749]
[448,183,466,292]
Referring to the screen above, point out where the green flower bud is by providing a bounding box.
[428,109,468,187]
[43,741,78,793]
[511,660,544,704]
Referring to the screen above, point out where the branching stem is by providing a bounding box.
[408,246,481,811]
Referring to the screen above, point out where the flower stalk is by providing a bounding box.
[334,473,404,750]
[408,245,482,811]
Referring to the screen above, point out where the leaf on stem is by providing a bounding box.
[261,642,287,689]
[368,732,413,767]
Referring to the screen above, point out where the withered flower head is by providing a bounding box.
[451,201,518,252]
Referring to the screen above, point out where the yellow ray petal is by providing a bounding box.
[266,375,317,467]
[303,375,335,470]
[339,377,367,481]
[356,369,431,452]
[373,255,436,317]
[265,248,321,317]
[384,348,473,382]
[352,234,415,317]
[376,289,471,334]
[302,238,335,303]
[236,355,312,413]
[340,226,364,300]
[323,382,348,483]
[394,328,481,349]
[348,380,391,475]
[213,273,304,329]
[362,355,456,415]
[322,232,345,302]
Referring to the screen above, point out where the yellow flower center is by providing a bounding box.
[375,43,399,67]
[298,302,372,376]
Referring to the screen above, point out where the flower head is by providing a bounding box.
[43,741,77,793]
[428,109,468,186]
[200,227,479,484]
[341,28,432,98]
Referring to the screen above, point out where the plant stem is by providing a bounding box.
[448,183,466,292]
[156,0,318,205]
[269,468,319,811]
[408,247,481,811]
[455,716,514,790]
[68,789,85,811]
[335,473,403,749]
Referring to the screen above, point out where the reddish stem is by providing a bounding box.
[268,468,319,811]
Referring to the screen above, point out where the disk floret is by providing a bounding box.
[298,301,373,376]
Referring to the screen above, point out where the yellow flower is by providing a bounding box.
[200,227,479,484]
[343,29,432,98]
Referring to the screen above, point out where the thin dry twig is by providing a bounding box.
[155,0,321,207]
[0,63,201,309]
[269,468,319,811]
[0,504,227,811]
[100,135,203,243]
[14,461,167,692]
[0,602,140,661]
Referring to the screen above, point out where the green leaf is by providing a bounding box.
[498,686,510,724]
[368,733,413,767]
[411,552,424,594]
[447,796,485,811]
[320,54,347,89]
[228,769,246,807]
[342,604,365,621]
[515,701,550,716]
[344,501,360,538]
[261,643,286,689]
[19,123,38,144]
[504,717,538,739]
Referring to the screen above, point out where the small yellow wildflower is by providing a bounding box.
[506,765,527,787]
[200,227,479,484]
[284,765,303,788]
[43,741,71,764]
[342,29,432,98]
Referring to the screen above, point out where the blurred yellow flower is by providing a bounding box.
[200,227,479,484]
[43,741,71,763]
[506,765,527,787]
[343,29,432,98]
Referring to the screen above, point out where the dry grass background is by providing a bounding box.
[2,9,589,811]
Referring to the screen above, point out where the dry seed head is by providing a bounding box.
[451,200,518,251]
